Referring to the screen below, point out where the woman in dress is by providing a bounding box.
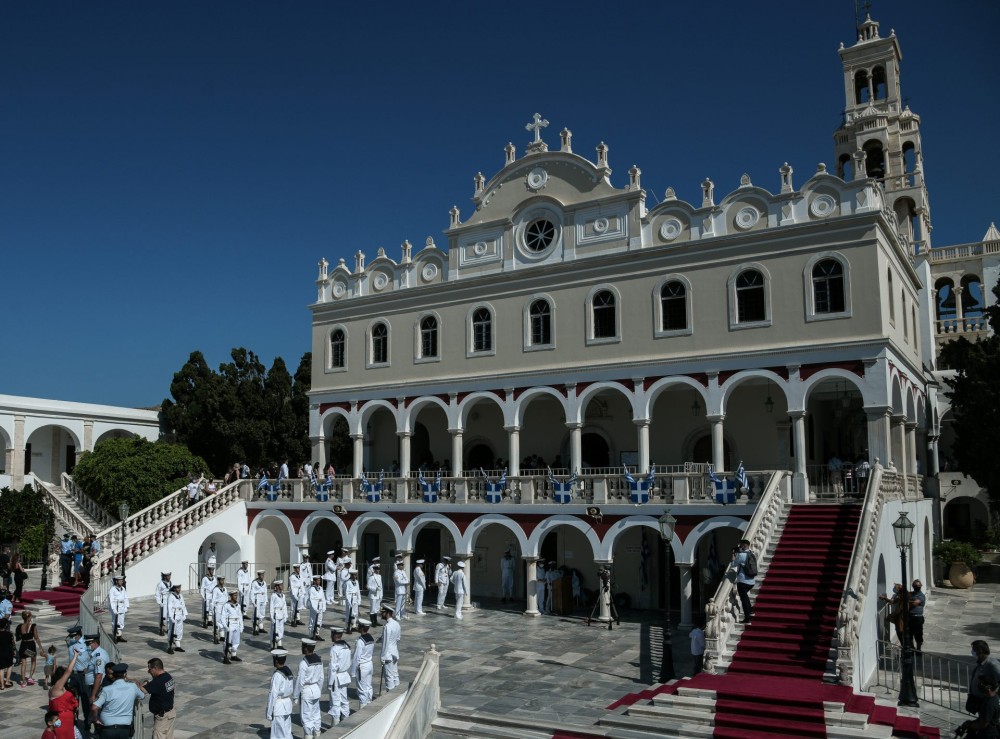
[48,651,79,739]
[16,609,44,686]
[0,618,15,688]
[10,553,27,602]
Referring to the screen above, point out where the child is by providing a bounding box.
[42,709,61,739]
[43,645,57,689]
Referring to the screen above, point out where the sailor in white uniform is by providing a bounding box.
[393,559,409,620]
[200,565,217,628]
[166,583,187,654]
[236,561,252,616]
[300,554,314,583]
[412,560,427,615]
[266,648,294,739]
[378,603,401,691]
[367,562,383,626]
[337,552,352,603]
[327,626,352,725]
[435,557,451,609]
[307,574,327,640]
[289,564,305,626]
[343,568,361,634]
[351,619,376,708]
[108,574,129,642]
[500,550,516,602]
[155,571,173,636]
[451,561,468,620]
[221,589,244,664]
[211,576,229,643]
[294,638,324,739]
[268,580,288,649]
[250,569,268,635]
[545,561,561,614]
[324,551,338,604]
[535,562,548,614]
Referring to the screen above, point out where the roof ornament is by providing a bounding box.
[525,113,549,154]
[318,258,329,281]
[504,142,516,166]
[701,178,715,208]
[560,128,572,153]
[779,163,794,194]
[739,173,752,188]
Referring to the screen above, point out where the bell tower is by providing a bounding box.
[834,15,932,252]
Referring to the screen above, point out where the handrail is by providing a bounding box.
[61,473,116,529]
[31,474,98,537]
[702,470,787,674]
[99,480,248,578]
[873,638,970,719]
[95,482,193,552]
[834,465,900,685]
[383,644,441,739]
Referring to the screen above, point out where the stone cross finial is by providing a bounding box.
[664,187,676,201]
[525,113,549,144]
[701,178,715,207]
[739,173,752,187]
[629,165,641,191]
[401,240,412,263]
[354,250,365,274]
[474,172,485,195]
[425,236,436,249]
[596,142,608,170]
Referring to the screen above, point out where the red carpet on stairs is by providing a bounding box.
[607,504,941,739]
[18,583,87,618]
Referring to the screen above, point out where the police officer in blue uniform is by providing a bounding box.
[66,626,91,727]
[92,662,144,739]
[85,634,111,720]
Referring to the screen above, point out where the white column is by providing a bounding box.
[398,432,412,477]
[707,415,725,471]
[635,419,650,472]
[789,411,808,502]
[927,435,940,476]
[310,434,326,470]
[905,423,918,475]
[524,557,540,617]
[892,415,907,471]
[955,286,965,329]
[678,562,694,629]
[506,426,520,477]
[567,423,582,472]
[83,420,94,453]
[865,407,892,467]
[450,430,463,477]
[351,434,364,477]
[458,555,473,612]
[12,414,25,489]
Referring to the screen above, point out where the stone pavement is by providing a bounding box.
[2,583,993,738]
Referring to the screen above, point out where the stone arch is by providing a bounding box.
[457,391,506,427]
[402,513,466,553]
[196,531,242,575]
[300,510,349,544]
[463,514,530,554]
[95,429,136,445]
[719,369,789,411]
[943,495,989,541]
[642,376,708,418]
[318,406,352,437]
[889,374,906,416]
[797,369,868,411]
[358,399,399,431]
[571,381,636,425]
[348,512,404,549]
[512,387,568,427]
[253,513,293,567]
[525,515,602,560]
[402,395,452,433]
[676,515,749,565]
[598,516,681,562]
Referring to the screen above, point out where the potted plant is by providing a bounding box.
[933,540,982,588]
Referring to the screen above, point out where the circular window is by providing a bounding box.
[524,219,556,252]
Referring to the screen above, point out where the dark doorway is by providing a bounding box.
[692,435,732,469]
[466,443,494,470]
[415,527,441,565]
[581,433,610,467]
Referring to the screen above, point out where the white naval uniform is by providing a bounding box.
[393,567,409,619]
[435,563,450,608]
[451,568,468,619]
[236,567,252,613]
[167,591,188,647]
[300,560,313,582]
[268,591,287,645]
[307,584,326,636]
[155,579,172,625]
[250,578,268,629]
[367,572,383,618]
[324,558,338,603]
[109,585,129,636]
[294,654,324,737]
[413,566,426,614]
[266,666,294,739]
[344,579,361,632]
[211,586,229,639]
[222,601,244,654]
[500,555,515,598]
[337,556,352,601]
[289,572,305,623]
[545,567,561,614]
[200,574,217,624]
[327,639,352,723]
[535,567,548,614]
[379,617,401,690]
[351,632,375,707]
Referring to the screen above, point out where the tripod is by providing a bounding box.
[586,570,621,630]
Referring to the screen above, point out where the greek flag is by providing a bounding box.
[547,467,578,504]
[419,465,442,503]
[735,461,749,493]
[256,475,268,492]
[707,464,722,485]
[310,469,319,487]
[624,466,656,504]
[481,468,507,503]
[709,464,735,504]
[364,470,384,503]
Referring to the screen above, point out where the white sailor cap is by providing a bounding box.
[272,580,283,586]
[396,560,405,566]
[380,603,395,614]
[301,638,317,646]
[357,618,371,627]
[548,560,557,565]
[326,550,336,555]
[256,569,266,574]
[456,561,465,568]
[442,556,451,561]
[270,648,288,658]
[349,568,358,574]
[330,625,344,634]
[292,564,300,569]
[228,589,239,596]
[371,556,380,563]
[415,559,425,564]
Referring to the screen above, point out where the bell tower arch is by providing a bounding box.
[833,15,932,253]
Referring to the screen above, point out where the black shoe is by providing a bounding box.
[175,646,185,652]
[159,629,165,636]
[119,637,127,643]
[223,658,231,665]
[167,648,174,655]
[315,635,325,641]
[214,637,220,645]
[231,655,242,662]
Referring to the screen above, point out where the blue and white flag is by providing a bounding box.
[256,475,268,492]
[707,464,722,486]
[419,465,442,503]
[481,468,507,503]
[547,467,578,504]
[735,461,749,493]
[624,466,656,504]
[310,469,319,488]
[365,470,384,503]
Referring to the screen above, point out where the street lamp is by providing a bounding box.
[658,510,677,682]
[118,501,130,579]
[891,511,919,707]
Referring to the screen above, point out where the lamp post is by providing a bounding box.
[658,510,677,682]
[118,501,130,579]
[892,511,919,707]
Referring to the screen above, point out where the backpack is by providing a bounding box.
[743,550,758,578]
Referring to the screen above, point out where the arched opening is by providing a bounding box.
[943,496,989,541]
[308,517,345,561]
[254,516,292,569]
[902,142,916,173]
[95,429,135,445]
[196,532,241,582]
[723,377,789,472]
[466,443,495,471]
[804,377,867,495]
[354,519,400,580]
[363,406,397,472]
[934,277,956,325]
[410,401,449,471]
[518,393,567,471]
[465,522,524,603]
[578,388,633,469]
[838,153,854,181]
[960,275,985,322]
[461,396,505,469]
[690,435,733,470]
[581,432,610,468]
[25,424,79,483]
[537,525,596,615]
[863,140,885,179]
[696,526,743,618]
[871,66,887,100]
[611,525,665,612]
[321,414,352,473]
[649,384,705,466]
[854,69,870,104]
[894,198,920,248]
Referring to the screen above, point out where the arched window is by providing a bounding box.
[961,275,985,319]
[863,140,885,179]
[420,316,438,359]
[838,153,854,181]
[371,322,388,365]
[592,290,617,338]
[871,66,887,100]
[529,299,552,346]
[812,259,845,314]
[330,329,346,369]
[854,69,870,104]
[735,270,766,323]
[660,281,687,331]
[472,307,492,352]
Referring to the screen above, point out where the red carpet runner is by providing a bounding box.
[607,504,940,738]
[18,583,86,618]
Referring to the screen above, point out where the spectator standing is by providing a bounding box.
[968,641,1000,715]
[0,617,15,689]
[908,580,926,654]
[47,652,79,739]
[0,545,11,590]
[92,662,143,739]
[59,534,73,584]
[16,609,43,686]
[11,552,28,602]
[730,539,756,624]
[690,620,706,675]
[43,644,58,689]
[138,658,176,739]
[961,676,1000,739]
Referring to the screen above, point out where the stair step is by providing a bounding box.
[600,713,713,737]
[626,703,714,726]
[431,717,554,739]
[714,711,826,737]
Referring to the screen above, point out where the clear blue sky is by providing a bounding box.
[3,1,997,408]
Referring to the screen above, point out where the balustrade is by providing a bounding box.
[31,475,97,537]
[61,474,116,528]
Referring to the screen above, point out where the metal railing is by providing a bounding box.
[806,464,871,501]
[872,638,972,717]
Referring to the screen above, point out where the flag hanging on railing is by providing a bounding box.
[708,463,735,504]
[419,466,442,503]
[547,467,578,504]
[735,461,749,493]
[365,470,384,503]
[256,475,268,492]
[707,464,721,485]
[624,465,656,504]
[481,468,507,503]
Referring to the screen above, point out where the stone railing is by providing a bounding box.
[61,473,116,529]
[99,480,248,578]
[95,483,194,554]
[928,239,1000,263]
[702,470,788,674]
[31,474,99,538]
[384,644,440,739]
[834,465,899,686]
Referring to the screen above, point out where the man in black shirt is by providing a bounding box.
[138,658,175,739]
[962,677,1000,739]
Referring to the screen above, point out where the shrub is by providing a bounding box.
[933,540,983,566]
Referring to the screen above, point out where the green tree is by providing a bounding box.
[0,484,55,548]
[72,437,209,513]
[939,276,1000,514]
[290,352,312,463]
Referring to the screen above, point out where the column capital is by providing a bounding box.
[565,421,582,430]
[522,555,539,563]
[396,430,413,438]
[448,428,463,436]
[633,418,651,428]
[593,559,613,566]
[350,433,365,441]
[504,425,521,433]
[891,413,908,426]
[863,405,892,419]
[787,410,807,420]
[309,434,324,442]
[706,414,725,423]
[676,561,693,571]
[394,549,412,556]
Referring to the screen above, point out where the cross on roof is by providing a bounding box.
[525,113,549,144]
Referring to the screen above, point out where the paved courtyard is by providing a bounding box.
[0,583,992,738]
